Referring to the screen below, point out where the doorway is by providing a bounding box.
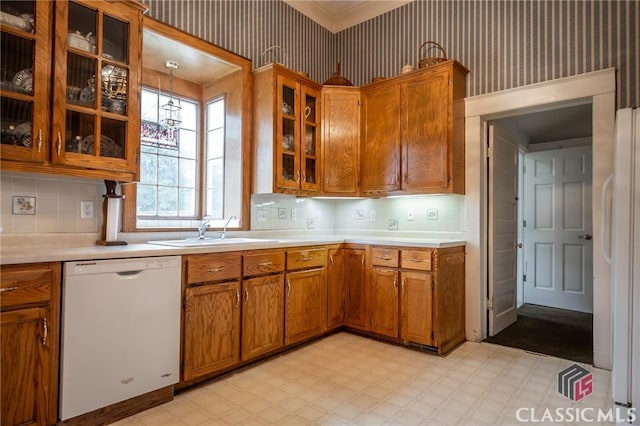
[485,107,594,363]
[464,68,616,369]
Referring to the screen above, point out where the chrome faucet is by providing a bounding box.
[197,220,210,240]
[221,215,236,239]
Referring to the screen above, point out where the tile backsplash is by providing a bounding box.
[251,194,465,234]
[1,173,104,234]
[1,172,464,236]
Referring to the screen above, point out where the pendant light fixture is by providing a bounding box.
[159,60,182,130]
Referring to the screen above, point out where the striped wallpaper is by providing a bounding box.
[142,0,637,109]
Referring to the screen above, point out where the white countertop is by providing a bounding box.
[0,233,466,265]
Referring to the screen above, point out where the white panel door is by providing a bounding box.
[488,123,519,335]
[524,146,593,313]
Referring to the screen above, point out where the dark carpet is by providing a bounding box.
[485,304,593,364]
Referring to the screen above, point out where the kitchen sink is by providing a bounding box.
[147,237,276,247]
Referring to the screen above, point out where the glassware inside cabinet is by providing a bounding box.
[65,110,94,155]
[282,154,295,182]
[101,63,128,115]
[67,2,96,55]
[102,15,128,62]
[281,85,295,117]
[101,117,125,158]
[305,158,317,184]
[67,53,97,108]
[0,32,33,94]
[1,97,33,147]
[0,1,35,33]
[282,117,295,152]
[304,93,316,124]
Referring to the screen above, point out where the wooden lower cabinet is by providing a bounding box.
[366,246,465,354]
[183,282,241,381]
[370,268,399,338]
[285,268,326,345]
[400,271,434,346]
[326,248,345,328]
[1,262,60,426]
[344,249,368,330]
[242,274,285,361]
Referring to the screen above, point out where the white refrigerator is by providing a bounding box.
[611,108,640,423]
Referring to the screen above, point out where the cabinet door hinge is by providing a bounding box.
[431,281,434,290]
[523,220,527,228]
[486,298,493,310]
[431,330,435,341]
[523,274,527,282]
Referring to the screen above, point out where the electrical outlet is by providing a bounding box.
[408,208,415,221]
[427,208,438,220]
[80,201,94,219]
[257,208,268,222]
[307,217,316,229]
[291,209,298,221]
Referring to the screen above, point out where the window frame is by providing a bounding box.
[122,17,252,233]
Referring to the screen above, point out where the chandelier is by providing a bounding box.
[160,60,182,130]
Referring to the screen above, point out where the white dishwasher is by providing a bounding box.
[60,256,181,421]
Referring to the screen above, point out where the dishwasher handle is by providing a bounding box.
[116,270,144,277]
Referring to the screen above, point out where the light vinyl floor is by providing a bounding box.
[114,333,612,426]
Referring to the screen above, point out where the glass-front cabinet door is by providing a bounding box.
[0,1,51,163]
[301,86,320,191]
[51,0,140,174]
[276,74,300,190]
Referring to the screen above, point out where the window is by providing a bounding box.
[127,87,242,230]
[206,98,225,219]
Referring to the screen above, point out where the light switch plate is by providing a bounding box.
[355,209,364,220]
[427,208,438,220]
[408,208,415,221]
[370,210,377,221]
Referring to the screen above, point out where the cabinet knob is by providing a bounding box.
[245,288,249,305]
[37,129,43,153]
[236,289,240,307]
[287,280,292,296]
[57,132,62,156]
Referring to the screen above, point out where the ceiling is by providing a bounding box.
[142,28,239,84]
[283,0,413,33]
[497,103,593,145]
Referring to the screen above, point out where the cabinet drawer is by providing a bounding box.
[243,252,285,277]
[1,264,54,308]
[287,249,326,270]
[186,253,242,284]
[371,248,399,267]
[401,250,433,271]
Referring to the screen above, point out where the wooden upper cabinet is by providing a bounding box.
[0,0,52,164]
[361,82,401,194]
[361,60,468,196]
[321,87,360,195]
[1,0,144,181]
[253,63,322,196]
[401,62,467,193]
[50,0,143,179]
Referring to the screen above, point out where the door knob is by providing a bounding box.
[579,234,592,240]
[516,243,523,248]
